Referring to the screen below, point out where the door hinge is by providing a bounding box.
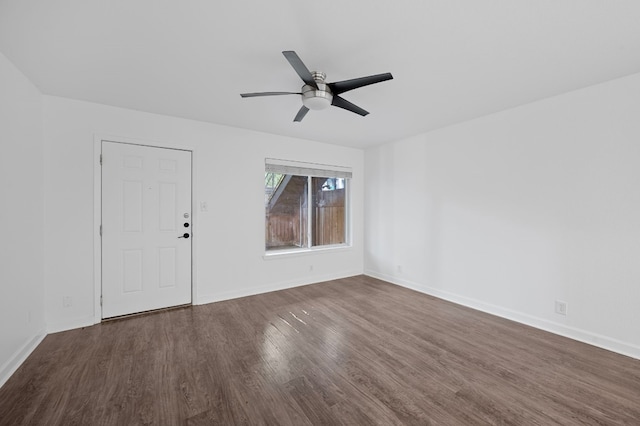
[100,295,103,306]
[99,224,102,236]
[99,154,103,165]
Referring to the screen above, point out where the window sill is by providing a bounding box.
[262,244,351,260]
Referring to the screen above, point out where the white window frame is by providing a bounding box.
[264,158,352,257]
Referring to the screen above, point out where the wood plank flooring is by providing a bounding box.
[1,275,639,425]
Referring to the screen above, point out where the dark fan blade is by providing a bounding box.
[328,73,393,95]
[294,105,310,122]
[282,51,317,89]
[240,92,301,98]
[331,95,369,116]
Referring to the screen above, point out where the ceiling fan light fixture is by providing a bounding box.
[301,85,333,110]
[240,51,393,122]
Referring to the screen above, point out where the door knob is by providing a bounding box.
[178,233,190,239]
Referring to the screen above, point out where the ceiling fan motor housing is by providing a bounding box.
[302,71,333,110]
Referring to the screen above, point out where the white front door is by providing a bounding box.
[101,141,192,318]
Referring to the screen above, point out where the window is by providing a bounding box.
[265,159,351,252]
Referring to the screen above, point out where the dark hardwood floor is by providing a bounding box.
[1,275,639,425]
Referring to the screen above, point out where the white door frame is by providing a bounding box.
[93,134,199,324]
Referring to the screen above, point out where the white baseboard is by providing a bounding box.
[365,269,640,361]
[0,330,46,389]
[49,271,359,329]
[47,316,96,334]
[196,270,363,306]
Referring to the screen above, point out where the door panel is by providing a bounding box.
[102,141,192,318]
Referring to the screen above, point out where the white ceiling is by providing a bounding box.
[2,1,640,149]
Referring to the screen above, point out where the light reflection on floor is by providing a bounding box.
[259,307,347,382]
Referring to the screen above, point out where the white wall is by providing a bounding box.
[43,96,364,332]
[365,73,640,359]
[0,52,46,386]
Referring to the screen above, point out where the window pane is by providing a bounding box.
[265,173,308,250]
[311,177,346,246]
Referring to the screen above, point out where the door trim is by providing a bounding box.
[93,134,198,325]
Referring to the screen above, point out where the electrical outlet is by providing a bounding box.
[63,296,73,308]
[555,300,567,316]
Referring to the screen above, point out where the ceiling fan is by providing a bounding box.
[240,51,393,122]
